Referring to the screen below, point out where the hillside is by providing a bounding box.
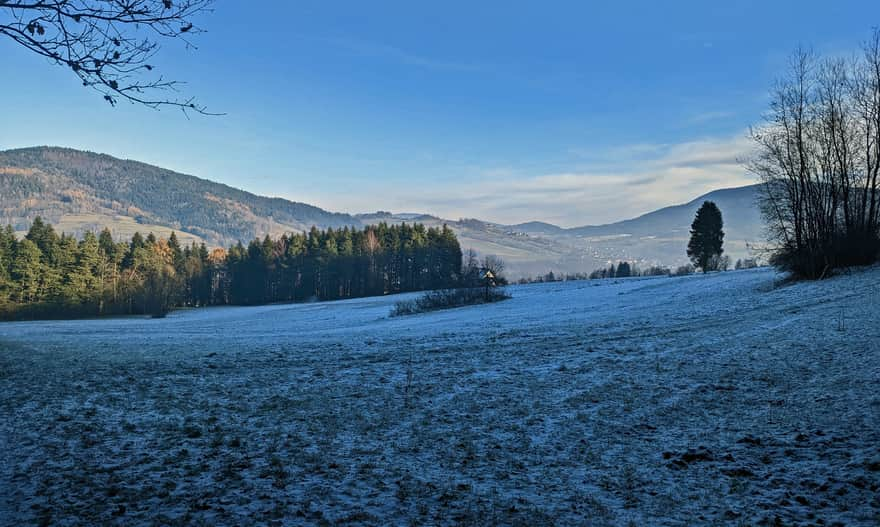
[1,146,766,277]
[0,147,357,246]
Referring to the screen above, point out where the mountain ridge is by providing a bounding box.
[1,146,765,277]
[0,146,358,246]
[506,185,761,236]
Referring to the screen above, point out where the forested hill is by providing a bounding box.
[0,146,357,246]
[1,146,764,278]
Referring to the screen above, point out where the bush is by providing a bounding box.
[671,264,695,277]
[391,287,510,316]
[706,254,730,272]
[0,301,101,321]
[769,232,880,279]
[734,258,759,270]
[641,266,670,277]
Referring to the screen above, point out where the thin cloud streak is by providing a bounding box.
[308,34,487,73]
[302,133,757,228]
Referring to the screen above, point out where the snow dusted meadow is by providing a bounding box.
[1,267,879,526]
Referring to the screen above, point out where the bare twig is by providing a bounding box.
[0,0,219,114]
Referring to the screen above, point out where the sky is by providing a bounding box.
[1,1,877,226]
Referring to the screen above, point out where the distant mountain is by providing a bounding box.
[565,185,763,240]
[355,186,764,278]
[497,185,765,275]
[1,146,766,277]
[0,146,357,246]
[507,221,567,236]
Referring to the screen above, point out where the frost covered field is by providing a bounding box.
[1,267,879,526]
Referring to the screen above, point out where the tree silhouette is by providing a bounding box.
[687,201,725,273]
[0,0,215,113]
[749,30,880,277]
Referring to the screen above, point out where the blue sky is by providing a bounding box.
[1,1,877,225]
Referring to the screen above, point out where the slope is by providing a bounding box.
[0,146,357,246]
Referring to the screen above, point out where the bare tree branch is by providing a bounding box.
[748,30,880,277]
[0,0,219,115]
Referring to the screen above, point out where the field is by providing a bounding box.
[1,267,879,526]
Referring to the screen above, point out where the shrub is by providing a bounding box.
[767,232,880,278]
[671,264,695,277]
[391,287,511,316]
[641,266,670,277]
[707,254,730,272]
[735,258,759,270]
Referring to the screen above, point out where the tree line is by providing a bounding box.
[0,218,464,319]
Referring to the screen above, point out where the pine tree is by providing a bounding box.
[26,216,61,266]
[98,229,116,259]
[168,232,184,273]
[11,239,42,304]
[67,232,102,305]
[0,226,16,304]
[687,201,725,273]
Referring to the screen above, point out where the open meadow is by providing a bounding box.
[1,267,879,526]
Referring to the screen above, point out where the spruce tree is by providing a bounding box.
[26,217,61,266]
[0,226,15,304]
[168,232,184,273]
[687,201,725,273]
[98,229,116,259]
[12,239,42,303]
[68,232,102,305]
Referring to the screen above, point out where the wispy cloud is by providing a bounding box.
[302,133,757,227]
[445,135,752,225]
[312,35,485,72]
[687,110,735,124]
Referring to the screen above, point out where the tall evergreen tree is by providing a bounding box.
[68,232,102,306]
[687,201,725,273]
[0,226,16,304]
[11,239,42,304]
[26,217,61,266]
[168,232,184,273]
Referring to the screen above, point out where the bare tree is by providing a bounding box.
[749,30,880,277]
[0,0,216,114]
[461,248,480,286]
[852,29,880,237]
[481,254,507,285]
